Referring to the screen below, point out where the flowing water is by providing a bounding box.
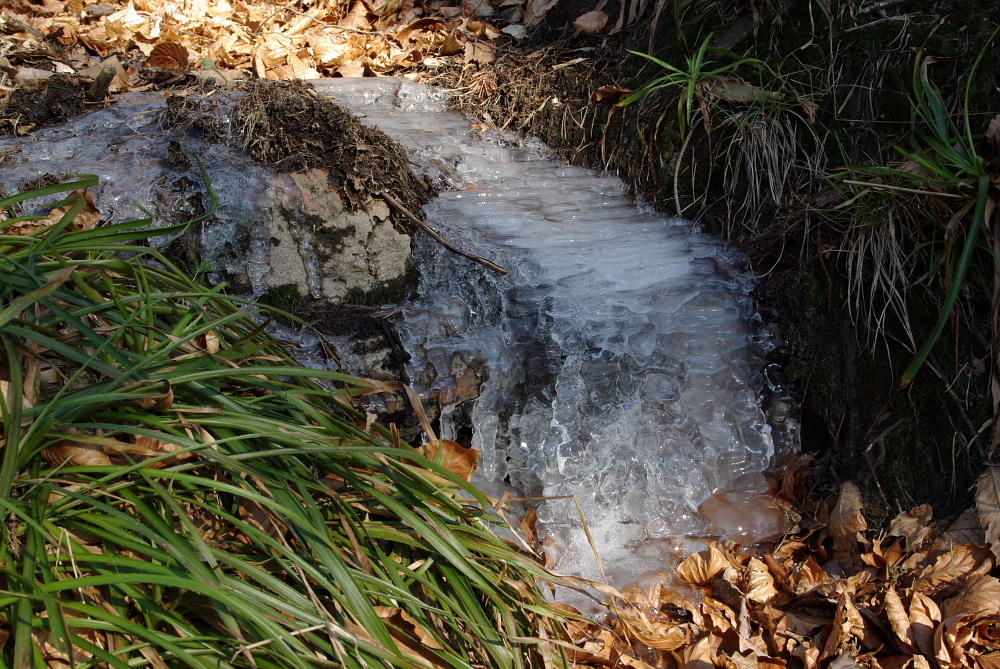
[1,79,788,595]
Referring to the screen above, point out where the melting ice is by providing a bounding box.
[313,79,776,586]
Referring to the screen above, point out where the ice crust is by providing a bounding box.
[313,79,775,585]
[0,92,279,296]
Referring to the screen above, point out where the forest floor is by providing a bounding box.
[4,0,1000,666]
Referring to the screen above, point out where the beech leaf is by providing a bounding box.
[829,481,867,569]
[975,466,1000,560]
[572,10,607,35]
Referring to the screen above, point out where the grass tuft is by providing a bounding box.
[0,177,573,668]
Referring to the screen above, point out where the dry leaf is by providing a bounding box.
[463,40,493,65]
[888,504,933,546]
[523,0,558,26]
[745,557,778,603]
[42,436,113,467]
[943,574,1000,619]
[976,466,1000,560]
[908,590,941,658]
[144,41,189,69]
[910,544,994,599]
[883,585,915,653]
[0,380,33,427]
[572,10,606,35]
[829,481,867,570]
[239,499,287,540]
[937,507,986,548]
[423,438,479,481]
[677,542,729,585]
[593,84,632,104]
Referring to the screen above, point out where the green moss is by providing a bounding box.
[345,264,419,306]
[256,283,303,323]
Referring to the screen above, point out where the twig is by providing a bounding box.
[842,179,965,198]
[380,190,509,275]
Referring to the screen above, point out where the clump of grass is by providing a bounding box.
[0,177,572,667]
[831,31,999,387]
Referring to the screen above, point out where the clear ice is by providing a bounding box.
[313,79,775,586]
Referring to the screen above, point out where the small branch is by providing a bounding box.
[380,190,509,275]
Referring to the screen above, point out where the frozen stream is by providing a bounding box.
[312,79,778,586]
[0,78,784,592]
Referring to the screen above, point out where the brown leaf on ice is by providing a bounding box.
[677,542,730,585]
[976,466,1000,560]
[888,504,933,547]
[423,438,479,481]
[572,10,607,35]
[829,481,867,570]
[43,190,101,231]
[519,508,538,545]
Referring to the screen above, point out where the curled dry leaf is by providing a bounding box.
[43,191,101,231]
[239,499,288,540]
[0,380,33,427]
[910,544,994,599]
[677,542,730,585]
[745,557,778,603]
[883,585,915,653]
[908,590,941,658]
[975,466,1000,561]
[42,436,113,467]
[593,84,632,104]
[144,40,189,69]
[937,507,986,548]
[572,10,607,35]
[888,503,933,546]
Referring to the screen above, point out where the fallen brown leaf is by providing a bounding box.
[572,10,607,35]
[888,504,933,547]
[829,481,867,571]
[975,466,1000,561]
[677,542,730,585]
[423,438,479,481]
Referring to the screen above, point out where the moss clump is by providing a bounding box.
[256,283,303,323]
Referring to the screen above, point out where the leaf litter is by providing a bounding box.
[532,462,1000,669]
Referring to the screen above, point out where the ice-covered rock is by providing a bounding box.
[0,92,414,314]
